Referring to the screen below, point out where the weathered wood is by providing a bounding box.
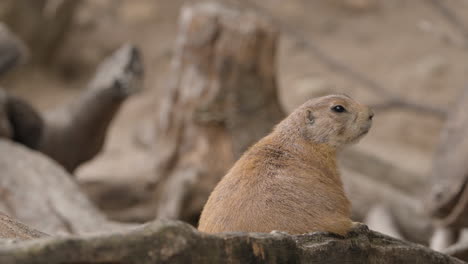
[0,23,28,76]
[151,2,285,224]
[344,170,433,244]
[431,227,459,251]
[0,220,463,264]
[40,44,143,172]
[444,242,468,262]
[364,204,403,239]
[0,212,47,240]
[0,90,12,139]
[339,147,425,196]
[1,0,82,63]
[76,139,437,231]
[5,93,44,150]
[426,86,468,228]
[0,139,132,235]
[0,44,143,172]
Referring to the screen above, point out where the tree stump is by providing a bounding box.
[151,2,285,224]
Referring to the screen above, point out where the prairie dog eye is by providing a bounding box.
[331,105,346,113]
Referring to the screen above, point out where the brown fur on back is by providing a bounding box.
[198,95,372,235]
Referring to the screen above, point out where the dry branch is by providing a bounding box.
[40,44,143,172]
[0,23,28,76]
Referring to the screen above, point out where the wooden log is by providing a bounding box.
[0,212,47,240]
[343,170,433,244]
[0,90,12,139]
[39,44,143,172]
[0,220,462,264]
[151,2,285,224]
[0,23,28,76]
[0,88,44,149]
[364,204,403,240]
[74,134,438,230]
[0,44,143,172]
[431,227,459,251]
[444,241,468,262]
[1,0,82,63]
[0,139,132,235]
[339,147,425,196]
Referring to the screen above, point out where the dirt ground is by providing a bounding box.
[2,0,468,216]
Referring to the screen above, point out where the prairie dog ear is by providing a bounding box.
[306,109,315,125]
[6,95,44,149]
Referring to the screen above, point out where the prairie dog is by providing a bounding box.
[198,94,373,235]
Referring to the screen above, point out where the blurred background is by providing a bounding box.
[2,0,468,253]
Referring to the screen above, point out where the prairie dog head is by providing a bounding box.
[278,94,373,149]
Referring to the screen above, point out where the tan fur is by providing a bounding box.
[198,95,373,235]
